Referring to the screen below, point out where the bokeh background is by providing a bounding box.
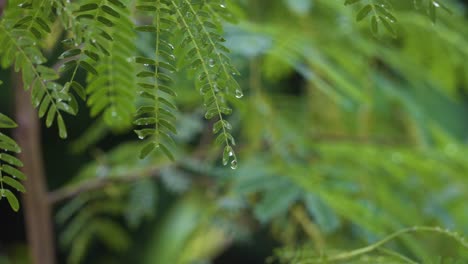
[2,0,468,263]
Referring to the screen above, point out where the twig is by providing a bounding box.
[48,166,162,204]
[291,205,325,251]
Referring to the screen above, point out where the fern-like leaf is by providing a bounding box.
[58,0,131,127]
[134,0,178,160]
[345,0,452,36]
[171,0,239,168]
[0,14,76,138]
[0,111,25,212]
[86,1,136,128]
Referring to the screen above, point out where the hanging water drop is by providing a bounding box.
[208,59,215,67]
[220,0,226,8]
[230,159,238,170]
[235,89,243,98]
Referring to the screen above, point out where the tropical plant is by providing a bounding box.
[1,0,468,264]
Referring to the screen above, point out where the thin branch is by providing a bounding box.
[291,205,325,251]
[48,166,162,204]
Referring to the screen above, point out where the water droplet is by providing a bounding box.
[235,89,243,98]
[144,64,149,67]
[208,59,215,67]
[168,43,175,50]
[230,159,238,170]
[91,39,96,43]
[138,135,144,139]
[205,112,215,119]
[220,0,226,8]
[433,1,440,7]
[224,121,232,130]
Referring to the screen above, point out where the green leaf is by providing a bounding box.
[356,5,372,22]
[57,114,67,139]
[159,144,174,161]
[101,5,120,18]
[344,0,361,5]
[79,61,98,75]
[0,113,17,128]
[380,16,396,36]
[97,16,114,27]
[2,176,25,193]
[371,16,379,35]
[0,153,23,167]
[2,189,19,212]
[59,49,82,59]
[140,142,156,159]
[70,81,87,100]
[429,1,436,23]
[2,165,26,180]
[46,105,57,127]
[78,3,99,12]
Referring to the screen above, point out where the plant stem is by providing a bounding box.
[13,72,56,264]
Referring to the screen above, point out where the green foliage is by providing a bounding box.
[345,0,452,36]
[2,0,468,264]
[0,0,76,138]
[0,0,242,212]
[0,109,24,212]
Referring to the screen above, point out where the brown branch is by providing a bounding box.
[48,166,162,204]
[0,0,5,17]
[13,72,56,264]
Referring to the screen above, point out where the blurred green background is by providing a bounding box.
[2,0,468,263]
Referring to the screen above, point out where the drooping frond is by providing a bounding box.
[344,0,452,36]
[58,0,131,126]
[0,111,24,212]
[133,0,178,160]
[56,192,131,264]
[0,6,76,138]
[170,0,240,168]
[86,2,136,128]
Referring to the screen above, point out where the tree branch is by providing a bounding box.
[48,166,162,204]
[13,71,56,264]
